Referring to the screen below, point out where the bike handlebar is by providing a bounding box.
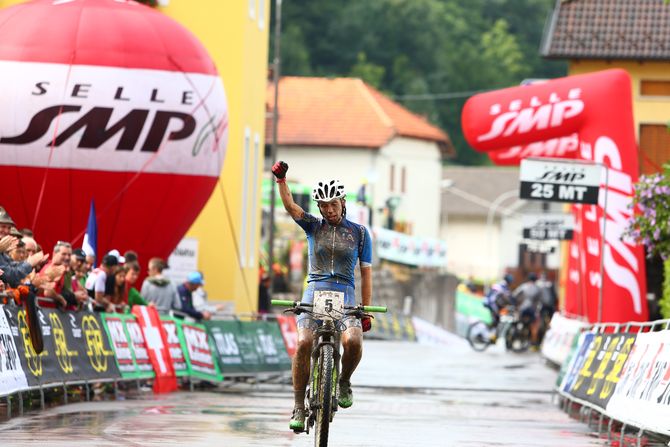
[271,299,387,313]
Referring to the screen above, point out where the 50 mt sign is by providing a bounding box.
[520,159,602,204]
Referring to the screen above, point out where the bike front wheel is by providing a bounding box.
[314,344,333,447]
[466,321,491,351]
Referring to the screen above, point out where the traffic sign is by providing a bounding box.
[519,159,601,204]
[522,214,575,240]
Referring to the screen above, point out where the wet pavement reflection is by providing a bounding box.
[1,339,607,446]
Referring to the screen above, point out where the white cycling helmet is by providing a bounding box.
[312,179,346,202]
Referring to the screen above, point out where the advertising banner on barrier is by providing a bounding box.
[246,320,292,372]
[276,315,297,358]
[0,305,28,396]
[541,313,589,366]
[560,332,635,409]
[101,313,154,380]
[180,321,222,381]
[206,320,291,375]
[160,318,189,377]
[3,306,120,386]
[560,332,594,395]
[606,331,670,436]
[132,306,176,393]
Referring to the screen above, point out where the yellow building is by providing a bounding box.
[0,0,269,312]
[541,0,670,175]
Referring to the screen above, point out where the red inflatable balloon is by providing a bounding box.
[0,0,228,264]
[462,69,647,323]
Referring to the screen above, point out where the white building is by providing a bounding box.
[266,77,453,240]
[441,166,566,282]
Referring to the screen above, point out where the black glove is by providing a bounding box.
[361,317,372,332]
[272,161,288,180]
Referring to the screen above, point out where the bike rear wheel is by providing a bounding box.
[466,321,491,351]
[505,322,530,353]
[314,344,333,447]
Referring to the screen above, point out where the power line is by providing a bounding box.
[391,88,494,101]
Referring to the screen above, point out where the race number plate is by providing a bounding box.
[313,290,345,321]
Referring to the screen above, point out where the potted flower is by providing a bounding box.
[625,164,670,318]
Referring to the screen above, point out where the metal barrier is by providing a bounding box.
[556,317,670,445]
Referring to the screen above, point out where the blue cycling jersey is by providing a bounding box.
[294,212,372,288]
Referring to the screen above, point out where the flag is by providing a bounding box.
[82,200,97,258]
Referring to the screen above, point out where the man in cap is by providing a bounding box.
[85,254,119,311]
[0,207,48,287]
[176,272,212,321]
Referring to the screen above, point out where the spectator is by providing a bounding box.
[124,250,138,264]
[108,268,127,311]
[123,262,149,307]
[10,237,27,262]
[85,254,119,312]
[20,228,33,238]
[176,272,212,321]
[106,249,126,265]
[190,271,224,313]
[537,272,557,320]
[39,241,87,309]
[71,248,88,289]
[0,207,48,288]
[140,257,180,314]
[258,274,271,314]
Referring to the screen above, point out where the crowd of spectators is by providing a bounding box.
[0,207,212,321]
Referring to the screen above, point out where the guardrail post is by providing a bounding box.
[607,417,614,442]
[636,427,644,447]
[597,412,604,436]
[113,380,119,400]
[85,382,90,402]
[619,423,626,446]
[6,394,11,419]
[39,386,45,410]
[63,383,68,405]
[18,391,23,416]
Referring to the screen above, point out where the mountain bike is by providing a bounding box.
[466,305,529,353]
[272,297,387,447]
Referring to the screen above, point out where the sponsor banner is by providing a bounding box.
[368,312,416,342]
[100,313,154,380]
[373,227,447,268]
[164,238,199,287]
[4,306,120,386]
[562,332,635,409]
[206,320,291,376]
[0,305,28,396]
[180,321,222,381]
[606,331,670,436]
[276,315,298,358]
[132,306,177,393]
[520,158,601,204]
[559,332,595,394]
[0,61,228,177]
[160,318,189,377]
[541,313,589,366]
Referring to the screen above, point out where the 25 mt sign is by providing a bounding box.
[519,159,601,204]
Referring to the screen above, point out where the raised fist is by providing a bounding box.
[272,161,289,179]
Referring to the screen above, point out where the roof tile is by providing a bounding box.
[543,0,670,60]
[266,77,451,150]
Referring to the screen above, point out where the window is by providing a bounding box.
[258,0,265,29]
[639,124,670,175]
[401,166,406,194]
[240,127,251,267]
[389,164,395,192]
[641,80,670,97]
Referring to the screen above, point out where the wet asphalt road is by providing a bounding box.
[0,337,604,446]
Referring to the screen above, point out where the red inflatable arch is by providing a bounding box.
[462,69,647,323]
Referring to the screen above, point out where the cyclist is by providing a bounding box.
[512,272,543,347]
[483,273,513,339]
[272,161,373,432]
